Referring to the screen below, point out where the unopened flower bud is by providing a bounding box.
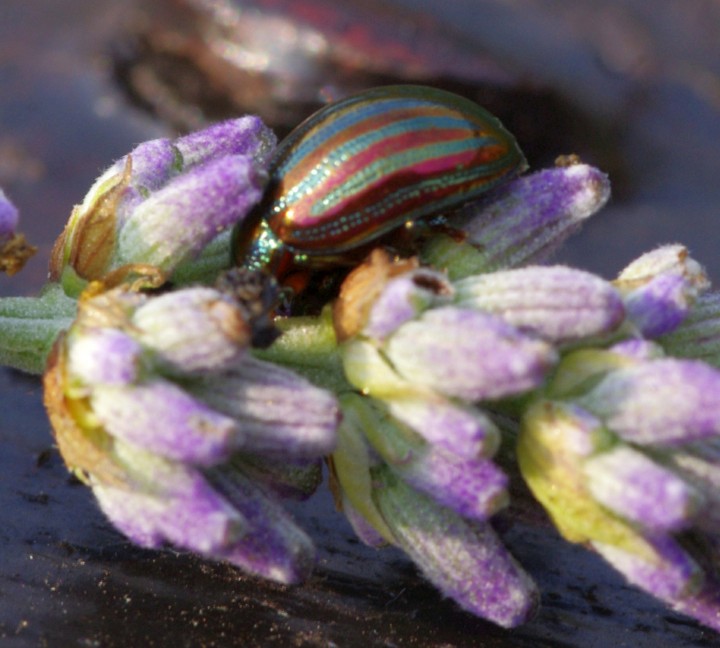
[422,163,610,278]
[454,265,625,344]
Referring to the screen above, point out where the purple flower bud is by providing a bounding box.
[93,459,245,553]
[188,357,339,458]
[0,189,36,276]
[398,445,509,521]
[374,467,538,628]
[0,189,19,241]
[623,273,694,338]
[454,266,625,344]
[49,118,274,288]
[131,287,251,374]
[345,393,507,521]
[204,465,315,584]
[363,268,452,342]
[583,446,701,532]
[616,244,709,294]
[93,446,315,584]
[117,155,265,272]
[592,535,702,603]
[422,163,610,278]
[67,328,142,387]
[175,116,276,168]
[594,535,720,631]
[576,359,720,445]
[91,379,241,465]
[384,307,557,401]
[386,395,499,459]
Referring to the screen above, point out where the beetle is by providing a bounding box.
[232,85,526,284]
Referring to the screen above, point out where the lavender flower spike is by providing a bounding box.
[421,162,610,278]
[44,276,338,583]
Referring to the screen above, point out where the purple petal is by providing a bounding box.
[455,265,625,343]
[132,287,250,374]
[577,359,720,445]
[68,328,142,386]
[424,164,610,276]
[385,307,557,401]
[175,116,277,168]
[374,467,538,628]
[117,155,265,271]
[364,268,452,341]
[124,138,178,191]
[624,273,692,338]
[0,189,19,241]
[583,446,701,532]
[91,379,241,465]
[188,356,339,457]
[593,534,702,601]
[93,466,245,554]
[395,446,508,521]
[205,465,316,584]
[386,396,499,459]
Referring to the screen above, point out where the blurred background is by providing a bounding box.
[1,1,719,645]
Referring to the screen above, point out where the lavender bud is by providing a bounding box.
[131,287,251,374]
[383,307,557,401]
[116,155,264,272]
[583,445,702,532]
[576,359,720,445]
[0,188,19,241]
[592,535,702,603]
[49,118,274,290]
[454,266,625,344]
[373,467,538,628]
[386,395,500,459]
[0,188,36,276]
[615,244,709,294]
[422,163,610,278]
[175,116,277,167]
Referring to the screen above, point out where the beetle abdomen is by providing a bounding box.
[264,85,526,256]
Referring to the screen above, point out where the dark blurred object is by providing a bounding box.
[113,0,604,168]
